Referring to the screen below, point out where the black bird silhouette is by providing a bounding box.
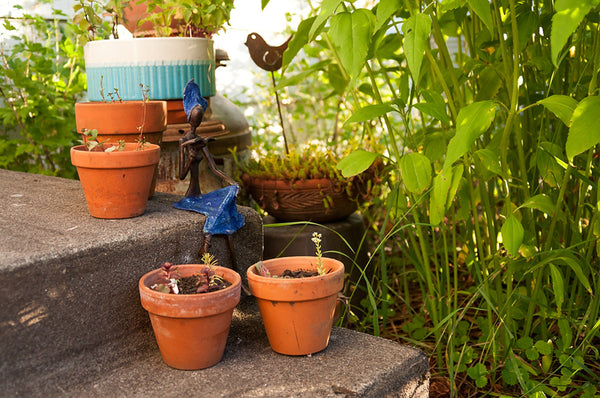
[244,32,292,72]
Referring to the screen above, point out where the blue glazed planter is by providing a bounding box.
[84,38,215,101]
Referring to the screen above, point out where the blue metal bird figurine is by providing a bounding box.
[183,79,209,130]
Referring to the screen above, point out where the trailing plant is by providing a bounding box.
[0,2,86,178]
[265,0,600,396]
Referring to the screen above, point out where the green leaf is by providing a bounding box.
[501,216,524,257]
[466,363,488,388]
[414,89,450,125]
[474,148,503,178]
[519,194,555,215]
[549,264,565,314]
[399,153,432,194]
[375,0,402,31]
[344,103,396,125]
[309,0,343,40]
[443,101,497,170]
[329,9,375,82]
[430,165,463,225]
[534,340,553,356]
[516,336,534,350]
[559,255,593,295]
[567,95,600,161]
[337,150,380,178]
[261,0,270,10]
[537,95,578,126]
[276,68,318,90]
[402,13,431,84]
[282,16,317,72]
[551,0,599,67]
[526,347,540,361]
[467,0,493,33]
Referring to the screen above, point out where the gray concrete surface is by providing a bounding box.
[0,169,429,397]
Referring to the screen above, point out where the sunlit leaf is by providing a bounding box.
[402,13,431,84]
[414,89,450,125]
[567,95,600,161]
[282,16,316,72]
[337,149,380,177]
[430,165,463,225]
[551,0,599,67]
[309,0,343,40]
[399,152,432,194]
[375,0,402,31]
[329,9,375,81]
[537,95,577,126]
[519,194,555,215]
[501,216,524,257]
[344,103,395,125]
[467,0,493,33]
[443,101,497,170]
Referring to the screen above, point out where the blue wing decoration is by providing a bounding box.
[173,185,245,235]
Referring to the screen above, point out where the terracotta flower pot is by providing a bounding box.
[139,264,241,370]
[247,256,344,355]
[75,101,167,197]
[70,143,160,219]
[241,176,358,222]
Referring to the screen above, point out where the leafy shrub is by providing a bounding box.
[0,4,86,178]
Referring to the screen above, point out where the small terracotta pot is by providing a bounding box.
[70,143,160,219]
[139,265,241,370]
[247,256,344,355]
[74,101,167,197]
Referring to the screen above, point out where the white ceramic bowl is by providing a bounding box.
[84,37,215,101]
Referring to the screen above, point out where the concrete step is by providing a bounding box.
[0,169,429,397]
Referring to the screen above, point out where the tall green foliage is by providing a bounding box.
[0,4,86,178]
[272,0,600,395]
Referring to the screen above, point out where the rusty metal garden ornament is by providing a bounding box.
[245,32,292,154]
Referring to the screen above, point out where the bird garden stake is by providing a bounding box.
[245,32,292,154]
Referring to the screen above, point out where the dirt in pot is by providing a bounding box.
[177,274,231,294]
[280,269,322,278]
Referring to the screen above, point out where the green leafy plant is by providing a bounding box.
[0,3,86,178]
[135,0,234,38]
[265,0,600,396]
[72,0,234,40]
[78,128,124,152]
[72,0,126,43]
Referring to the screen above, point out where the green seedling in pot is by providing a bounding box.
[79,128,125,152]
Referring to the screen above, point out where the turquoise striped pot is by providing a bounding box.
[84,37,215,101]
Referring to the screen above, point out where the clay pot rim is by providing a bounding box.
[140,264,242,297]
[139,264,242,317]
[71,143,160,152]
[75,100,167,107]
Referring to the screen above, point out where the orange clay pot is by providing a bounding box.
[139,264,241,370]
[247,256,344,356]
[70,143,160,219]
[74,101,167,197]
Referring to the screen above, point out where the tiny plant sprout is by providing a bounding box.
[152,262,180,294]
[255,261,271,277]
[312,232,325,275]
